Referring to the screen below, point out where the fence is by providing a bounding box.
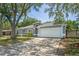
[66,30,79,38]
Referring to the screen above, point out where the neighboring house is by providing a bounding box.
[16,22,66,38]
[2,30,11,35]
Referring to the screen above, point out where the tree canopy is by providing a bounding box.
[0,3,42,40]
[18,16,41,27]
[45,4,79,23]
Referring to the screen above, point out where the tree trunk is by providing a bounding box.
[0,22,2,37]
[11,4,17,42]
[0,15,3,37]
[0,28,2,37]
[11,24,16,42]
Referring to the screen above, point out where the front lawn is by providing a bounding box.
[64,38,79,56]
[0,36,32,46]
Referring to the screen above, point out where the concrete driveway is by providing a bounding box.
[0,38,65,56]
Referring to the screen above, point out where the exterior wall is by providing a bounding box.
[17,29,23,35]
[16,25,35,35]
[16,28,34,35]
[16,24,38,36]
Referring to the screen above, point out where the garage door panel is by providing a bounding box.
[38,27,62,37]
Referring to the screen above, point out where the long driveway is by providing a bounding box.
[0,38,65,56]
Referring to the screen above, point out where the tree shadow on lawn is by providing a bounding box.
[52,44,66,56]
[65,43,79,56]
[62,38,79,56]
[0,37,32,46]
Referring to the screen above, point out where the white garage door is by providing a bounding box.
[37,27,63,38]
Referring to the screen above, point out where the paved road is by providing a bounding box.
[0,38,65,56]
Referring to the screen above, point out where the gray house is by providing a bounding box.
[16,22,66,38]
[16,25,35,36]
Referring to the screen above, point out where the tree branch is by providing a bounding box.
[16,4,33,25]
[3,4,13,25]
[15,3,25,25]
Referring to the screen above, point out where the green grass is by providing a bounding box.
[65,48,79,56]
[65,38,79,56]
[0,36,32,46]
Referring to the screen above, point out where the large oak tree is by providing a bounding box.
[0,3,42,41]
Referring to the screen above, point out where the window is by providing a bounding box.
[22,29,26,34]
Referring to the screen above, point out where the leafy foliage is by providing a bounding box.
[45,4,65,24]
[0,3,42,40]
[46,4,79,23]
[18,16,41,27]
[26,31,33,37]
[66,20,76,30]
[2,20,11,30]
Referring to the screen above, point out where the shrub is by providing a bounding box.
[26,32,33,37]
